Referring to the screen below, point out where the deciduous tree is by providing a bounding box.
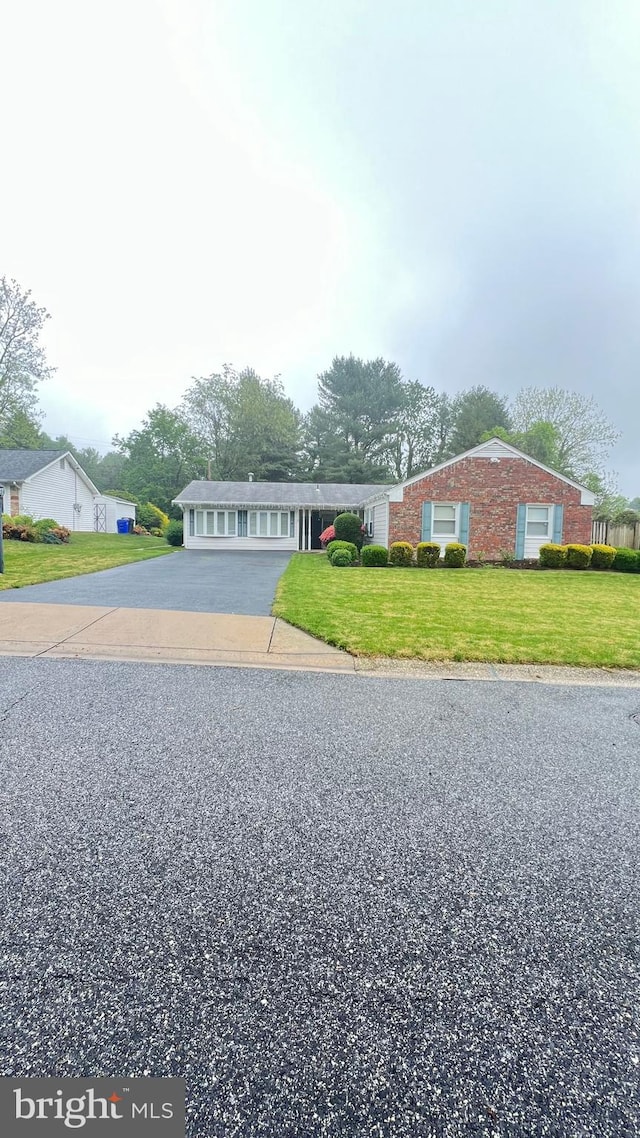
[0,277,54,433]
[510,387,620,481]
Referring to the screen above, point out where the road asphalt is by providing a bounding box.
[0,657,638,1137]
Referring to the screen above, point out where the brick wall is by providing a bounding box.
[10,488,19,516]
[388,457,592,557]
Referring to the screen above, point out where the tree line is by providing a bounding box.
[0,275,632,520]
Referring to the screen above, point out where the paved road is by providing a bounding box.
[0,659,638,1137]
[0,550,292,615]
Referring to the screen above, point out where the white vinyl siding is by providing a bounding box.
[185,508,297,550]
[372,501,389,548]
[524,504,553,558]
[20,459,96,531]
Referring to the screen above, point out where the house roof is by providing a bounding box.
[0,449,68,481]
[174,480,387,509]
[0,449,100,495]
[361,438,595,505]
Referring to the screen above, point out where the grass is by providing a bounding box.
[273,554,640,668]
[0,532,177,590]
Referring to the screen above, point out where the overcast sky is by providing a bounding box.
[3,0,639,491]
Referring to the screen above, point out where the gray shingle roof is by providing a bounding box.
[174,480,389,508]
[0,449,67,481]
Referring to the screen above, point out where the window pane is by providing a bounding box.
[227,511,236,535]
[195,511,204,536]
[434,505,455,521]
[238,510,248,537]
[206,511,215,535]
[269,512,279,536]
[280,512,289,536]
[527,521,549,535]
[433,519,456,534]
[249,512,257,536]
[259,512,268,536]
[189,509,195,537]
[290,511,295,537]
[528,507,549,522]
[217,511,225,535]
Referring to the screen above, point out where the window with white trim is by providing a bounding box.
[195,510,238,536]
[432,504,457,535]
[526,505,551,538]
[248,510,293,537]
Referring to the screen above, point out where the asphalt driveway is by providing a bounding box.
[0,661,638,1137]
[0,550,292,615]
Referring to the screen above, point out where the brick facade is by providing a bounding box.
[388,456,592,557]
[10,488,19,516]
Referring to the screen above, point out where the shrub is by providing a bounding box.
[330,550,353,567]
[361,544,388,567]
[165,519,184,547]
[416,542,440,567]
[133,524,149,535]
[32,518,60,539]
[565,544,592,570]
[334,512,365,550]
[137,502,170,531]
[319,525,336,546]
[590,543,616,570]
[41,531,63,545]
[612,547,640,573]
[444,542,466,568]
[499,548,516,567]
[9,514,34,527]
[50,526,70,543]
[326,540,358,560]
[17,525,37,542]
[149,527,163,538]
[327,541,353,564]
[539,543,567,569]
[389,541,414,567]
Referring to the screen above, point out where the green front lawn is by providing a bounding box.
[273,554,640,668]
[0,532,176,589]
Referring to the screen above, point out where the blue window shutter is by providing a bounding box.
[515,503,527,559]
[421,502,432,542]
[459,502,470,547]
[552,504,564,544]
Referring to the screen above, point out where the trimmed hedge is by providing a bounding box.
[326,540,358,561]
[612,547,640,573]
[329,545,355,565]
[416,542,441,568]
[361,544,388,567]
[566,544,592,570]
[539,543,567,569]
[444,542,466,568]
[590,544,616,570]
[389,541,414,567]
[330,549,353,567]
[334,512,364,550]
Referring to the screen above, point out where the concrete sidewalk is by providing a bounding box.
[0,602,356,673]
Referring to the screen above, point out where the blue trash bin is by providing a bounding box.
[117,518,129,534]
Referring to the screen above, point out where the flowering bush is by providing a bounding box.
[319,525,336,546]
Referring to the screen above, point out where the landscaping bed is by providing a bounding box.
[273,554,640,668]
[0,532,177,590]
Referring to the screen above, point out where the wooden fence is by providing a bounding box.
[591,520,640,550]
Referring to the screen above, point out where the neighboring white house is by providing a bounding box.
[0,450,136,533]
[173,480,385,551]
